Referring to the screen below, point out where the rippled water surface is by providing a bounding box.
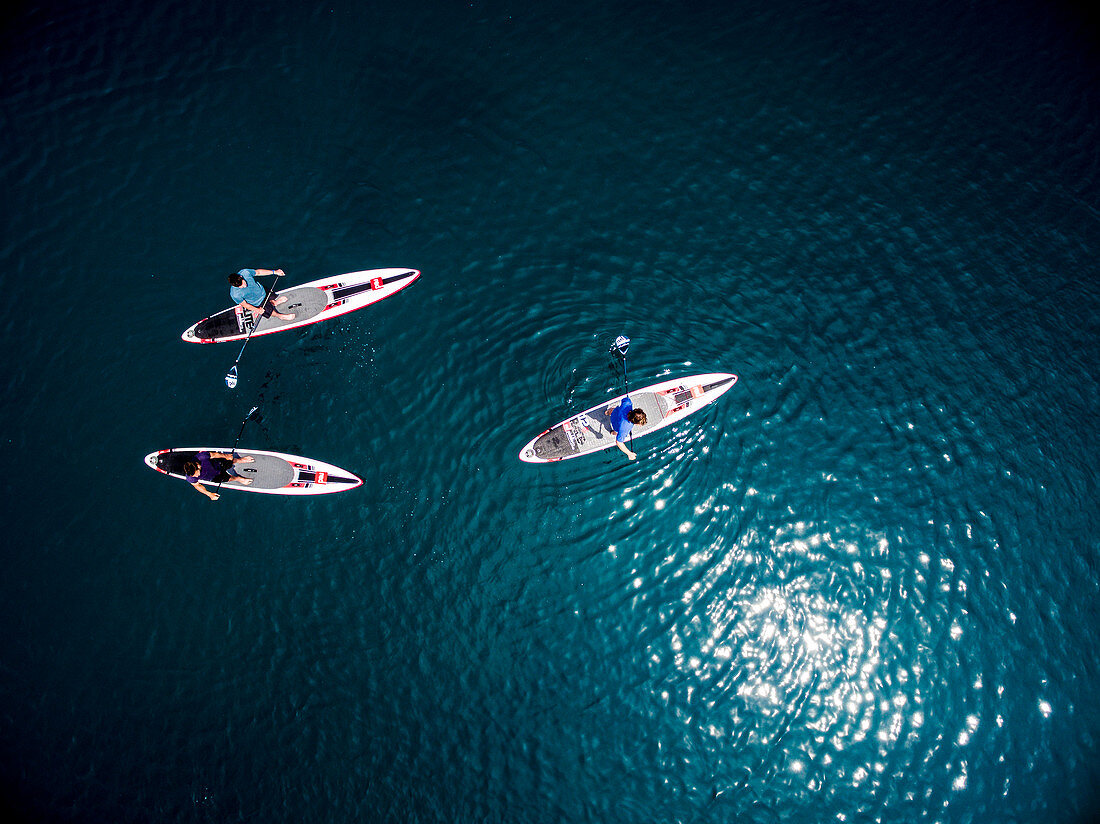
[2,1,1099,821]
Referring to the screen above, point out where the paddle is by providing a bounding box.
[609,334,634,454]
[213,405,262,495]
[225,270,283,389]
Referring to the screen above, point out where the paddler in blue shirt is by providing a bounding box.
[604,396,647,460]
[228,268,296,322]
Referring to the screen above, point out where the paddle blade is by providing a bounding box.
[225,368,238,389]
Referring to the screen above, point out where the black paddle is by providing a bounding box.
[225,270,283,389]
[609,334,634,454]
[213,405,262,495]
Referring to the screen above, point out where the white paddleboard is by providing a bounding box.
[145,448,363,495]
[519,373,738,463]
[182,268,420,344]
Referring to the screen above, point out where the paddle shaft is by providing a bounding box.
[618,351,634,452]
[214,406,259,494]
[226,272,283,383]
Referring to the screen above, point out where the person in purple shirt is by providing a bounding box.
[604,396,647,461]
[183,451,255,501]
[228,267,295,322]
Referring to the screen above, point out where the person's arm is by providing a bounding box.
[615,440,636,461]
[209,452,232,460]
[191,481,220,501]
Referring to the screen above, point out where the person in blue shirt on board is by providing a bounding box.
[604,396,647,460]
[228,267,295,322]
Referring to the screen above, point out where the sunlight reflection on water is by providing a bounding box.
[641,515,990,811]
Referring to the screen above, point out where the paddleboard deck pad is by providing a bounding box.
[182,268,420,343]
[519,373,738,463]
[145,448,363,495]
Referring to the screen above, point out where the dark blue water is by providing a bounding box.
[3,1,1099,821]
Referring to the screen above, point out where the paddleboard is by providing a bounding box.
[182,268,420,343]
[519,373,738,463]
[145,448,363,495]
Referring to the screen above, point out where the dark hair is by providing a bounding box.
[183,461,200,476]
[228,273,244,286]
[628,409,647,425]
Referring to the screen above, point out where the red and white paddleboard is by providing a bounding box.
[182,268,420,344]
[145,448,363,496]
[519,373,738,463]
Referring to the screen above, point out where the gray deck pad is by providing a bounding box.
[228,454,296,489]
[532,391,667,460]
[253,286,328,332]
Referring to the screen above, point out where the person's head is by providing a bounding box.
[228,272,244,287]
[628,409,647,425]
[184,461,200,477]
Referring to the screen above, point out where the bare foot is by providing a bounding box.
[276,312,295,320]
[273,296,288,306]
[237,456,255,463]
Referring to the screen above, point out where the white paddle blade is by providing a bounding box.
[225,369,238,389]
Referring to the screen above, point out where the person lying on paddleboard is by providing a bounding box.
[229,268,296,322]
[604,397,646,461]
[184,451,254,501]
